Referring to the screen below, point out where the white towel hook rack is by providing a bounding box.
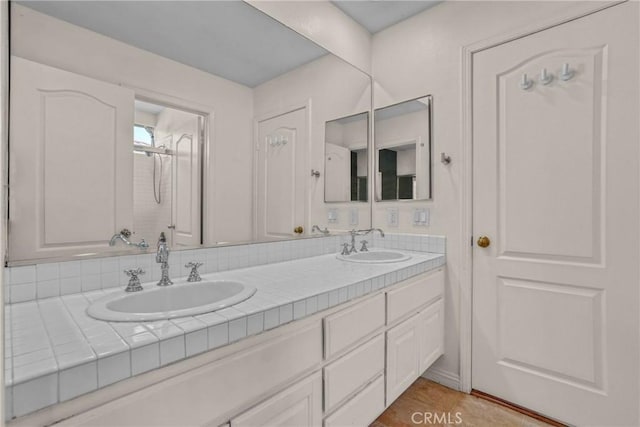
[560,63,574,81]
[540,68,553,85]
[520,73,533,90]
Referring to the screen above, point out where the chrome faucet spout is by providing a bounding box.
[357,228,385,238]
[109,229,149,249]
[311,225,330,236]
[156,232,173,286]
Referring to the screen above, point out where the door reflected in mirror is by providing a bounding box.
[374,96,432,201]
[324,112,369,202]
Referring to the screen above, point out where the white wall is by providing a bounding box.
[11,4,254,245]
[371,0,608,386]
[134,110,158,128]
[253,53,372,231]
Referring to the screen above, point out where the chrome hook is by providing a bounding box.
[520,73,533,90]
[560,63,574,81]
[540,68,553,85]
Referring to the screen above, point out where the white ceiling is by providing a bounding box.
[17,1,328,88]
[332,1,443,34]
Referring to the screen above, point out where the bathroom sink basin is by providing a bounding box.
[337,250,411,264]
[87,280,256,322]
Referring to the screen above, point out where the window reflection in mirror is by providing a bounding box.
[374,96,432,201]
[324,112,369,202]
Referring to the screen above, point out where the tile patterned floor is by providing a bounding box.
[372,378,555,427]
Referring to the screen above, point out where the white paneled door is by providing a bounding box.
[256,108,308,240]
[9,56,134,261]
[171,115,202,248]
[472,3,639,425]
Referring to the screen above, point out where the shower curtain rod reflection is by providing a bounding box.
[133,144,174,156]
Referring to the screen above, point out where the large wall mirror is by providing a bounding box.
[7,1,371,264]
[324,112,369,203]
[374,95,432,201]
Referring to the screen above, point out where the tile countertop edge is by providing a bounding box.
[4,251,446,419]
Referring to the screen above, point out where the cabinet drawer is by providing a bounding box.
[324,293,385,359]
[231,372,322,427]
[324,374,385,427]
[386,269,444,325]
[324,334,384,413]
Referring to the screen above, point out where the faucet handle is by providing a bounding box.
[341,243,350,256]
[124,268,145,292]
[185,262,203,282]
[360,240,369,252]
[124,268,145,277]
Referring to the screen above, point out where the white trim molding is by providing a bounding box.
[423,367,461,392]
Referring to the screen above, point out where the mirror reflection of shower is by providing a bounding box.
[133,100,204,249]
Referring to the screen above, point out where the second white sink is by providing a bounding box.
[87,280,256,322]
[337,250,411,264]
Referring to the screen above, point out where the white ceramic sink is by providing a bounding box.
[87,280,256,322]
[337,250,411,264]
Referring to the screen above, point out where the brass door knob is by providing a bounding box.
[294,226,304,234]
[477,236,491,248]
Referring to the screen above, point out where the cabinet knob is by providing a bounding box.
[294,226,304,234]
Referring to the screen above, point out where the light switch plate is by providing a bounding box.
[327,208,338,224]
[413,208,430,226]
[387,208,399,227]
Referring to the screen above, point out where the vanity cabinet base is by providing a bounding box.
[36,268,444,427]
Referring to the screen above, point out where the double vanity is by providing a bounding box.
[4,234,445,426]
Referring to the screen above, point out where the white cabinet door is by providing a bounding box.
[418,299,444,373]
[9,56,134,261]
[385,312,420,405]
[231,372,322,427]
[386,299,445,406]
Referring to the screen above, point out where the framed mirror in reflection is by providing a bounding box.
[324,112,369,203]
[374,95,433,201]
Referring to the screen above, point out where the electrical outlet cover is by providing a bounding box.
[350,208,359,226]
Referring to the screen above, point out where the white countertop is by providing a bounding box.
[4,249,445,418]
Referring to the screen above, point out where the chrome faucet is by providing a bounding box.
[156,232,173,286]
[311,225,330,236]
[359,228,385,238]
[109,229,149,250]
[343,228,385,256]
[348,229,359,254]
